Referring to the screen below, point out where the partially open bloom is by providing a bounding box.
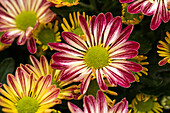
[0,0,56,54]
[49,13,142,94]
[157,31,170,66]
[121,3,144,25]
[61,12,91,40]
[20,55,78,100]
[0,32,11,51]
[68,90,128,113]
[130,55,149,82]
[119,0,170,30]
[0,68,60,113]
[32,20,61,51]
[130,93,163,113]
[47,0,79,8]
[161,96,170,109]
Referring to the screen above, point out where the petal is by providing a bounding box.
[103,67,117,86]
[127,0,145,13]
[40,55,49,76]
[105,12,113,24]
[84,95,96,113]
[89,16,96,46]
[161,0,170,22]
[158,57,169,66]
[80,74,92,94]
[109,98,128,113]
[96,70,107,91]
[79,15,93,47]
[48,43,84,56]
[29,55,41,75]
[62,32,88,51]
[103,16,122,47]
[93,13,106,45]
[0,32,15,44]
[119,0,135,3]
[68,102,83,113]
[27,37,37,54]
[141,1,156,16]
[96,91,107,113]
[17,33,26,45]
[110,50,138,59]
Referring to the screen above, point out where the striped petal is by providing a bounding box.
[119,0,135,3]
[48,43,84,56]
[0,32,15,44]
[27,37,37,54]
[141,1,157,16]
[89,16,96,46]
[84,95,96,113]
[105,12,113,24]
[68,102,83,113]
[96,91,108,113]
[103,16,122,47]
[161,0,170,22]
[62,32,88,51]
[80,74,92,94]
[109,98,128,113]
[127,0,145,14]
[96,70,107,91]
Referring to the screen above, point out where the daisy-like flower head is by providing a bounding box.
[121,3,144,25]
[130,55,149,82]
[119,0,170,30]
[161,96,170,109]
[0,0,56,54]
[68,90,128,113]
[61,12,91,40]
[32,20,61,51]
[20,55,79,100]
[47,0,79,8]
[130,93,163,113]
[157,31,170,66]
[49,13,143,94]
[0,68,60,113]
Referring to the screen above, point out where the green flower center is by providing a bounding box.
[84,46,109,69]
[15,11,37,31]
[86,79,100,97]
[72,27,84,36]
[61,0,76,3]
[135,98,154,112]
[38,28,56,45]
[17,97,39,113]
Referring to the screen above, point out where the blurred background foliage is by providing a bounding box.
[0,0,170,112]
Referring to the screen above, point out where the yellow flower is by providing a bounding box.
[20,55,79,100]
[61,12,91,40]
[130,93,163,113]
[121,3,144,25]
[157,31,170,66]
[32,20,61,51]
[131,55,149,82]
[0,68,60,113]
[47,0,79,8]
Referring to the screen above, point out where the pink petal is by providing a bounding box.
[17,33,26,45]
[96,70,107,91]
[51,62,67,70]
[105,12,113,24]
[40,55,49,75]
[141,1,156,16]
[96,91,108,113]
[93,13,106,45]
[68,102,83,113]
[127,0,145,14]
[158,57,169,66]
[89,16,96,46]
[109,98,128,113]
[29,55,41,74]
[48,43,84,56]
[119,0,135,3]
[161,0,170,22]
[0,32,15,44]
[27,37,37,54]
[103,67,117,86]
[84,95,96,113]
[80,74,92,94]
[62,32,88,51]
[103,16,122,47]
[79,15,93,47]
[110,50,138,59]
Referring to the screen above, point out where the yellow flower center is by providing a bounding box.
[72,27,84,36]
[15,11,37,31]
[135,98,154,112]
[84,46,109,69]
[17,97,39,113]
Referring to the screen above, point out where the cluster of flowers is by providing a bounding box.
[0,0,169,113]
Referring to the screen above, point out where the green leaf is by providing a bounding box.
[0,57,15,84]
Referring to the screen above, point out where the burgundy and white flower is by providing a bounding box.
[49,13,142,94]
[0,0,56,54]
[119,0,170,30]
[68,90,128,113]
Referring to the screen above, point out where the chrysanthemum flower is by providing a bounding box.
[61,12,91,40]
[32,20,61,51]
[121,3,144,25]
[20,55,78,100]
[68,90,128,113]
[119,0,170,30]
[161,96,170,109]
[0,0,56,54]
[130,55,149,82]
[47,0,79,8]
[49,13,142,94]
[157,31,170,66]
[130,93,163,113]
[0,68,60,113]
